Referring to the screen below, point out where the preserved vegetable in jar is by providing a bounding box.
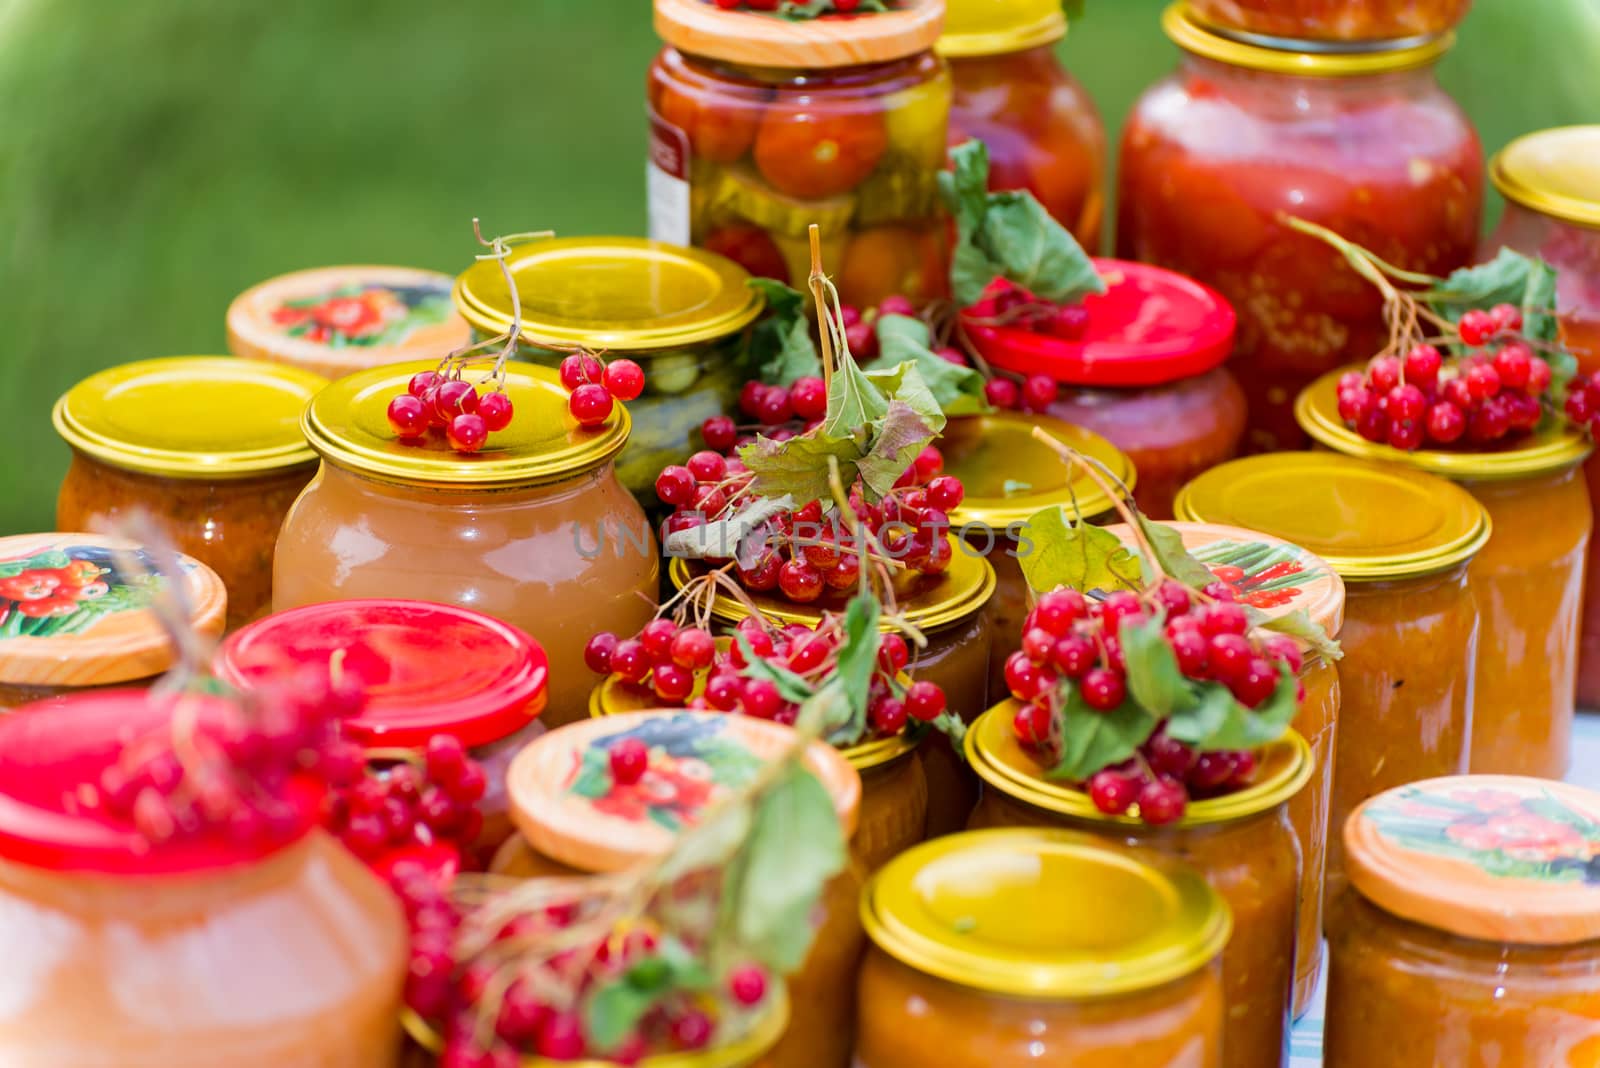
[1189,0,1472,43]
[647,0,952,310]
[53,356,326,628]
[1326,775,1600,1067]
[856,828,1228,1068]
[1117,7,1482,452]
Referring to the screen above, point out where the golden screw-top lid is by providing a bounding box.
[53,357,324,480]
[1163,2,1455,77]
[654,0,945,69]
[1490,126,1600,230]
[943,411,1135,531]
[1296,368,1592,481]
[861,828,1231,998]
[301,359,630,487]
[936,0,1065,57]
[454,237,763,353]
[967,701,1312,826]
[1174,453,1491,582]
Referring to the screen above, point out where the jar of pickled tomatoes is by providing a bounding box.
[967,712,1311,1068]
[488,710,861,1068]
[937,0,1105,247]
[1188,0,1471,43]
[962,260,1240,518]
[227,265,471,381]
[1298,371,1591,778]
[856,828,1229,1068]
[1117,5,1483,453]
[54,356,327,629]
[272,360,659,729]
[1326,775,1600,1067]
[646,0,952,310]
[453,237,763,500]
[0,690,409,1066]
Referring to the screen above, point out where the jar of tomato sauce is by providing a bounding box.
[0,533,227,711]
[227,265,471,381]
[1188,0,1471,43]
[1298,371,1591,779]
[272,360,659,729]
[937,0,1104,247]
[0,690,408,1065]
[1117,5,1483,453]
[646,0,952,309]
[489,710,860,1068]
[53,357,326,629]
[962,260,1240,517]
[857,828,1229,1067]
[1326,775,1600,1067]
[453,237,763,499]
[967,708,1310,1068]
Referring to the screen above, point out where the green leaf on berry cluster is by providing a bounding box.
[736,632,816,705]
[745,279,822,387]
[586,936,713,1053]
[830,592,883,738]
[1247,606,1344,662]
[1017,504,1141,596]
[1164,667,1299,751]
[779,0,888,17]
[739,432,865,506]
[663,494,796,564]
[874,313,990,416]
[1044,683,1158,782]
[1423,248,1536,320]
[1132,514,1218,590]
[1119,614,1196,718]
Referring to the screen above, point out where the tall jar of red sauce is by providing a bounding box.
[271,360,659,729]
[1298,372,1591,779]
[0,690,409,1066]
[961,259,1240,518]
[1188,0,1471,43]
[937,0,1105,248]
[1117,4,1483,453]
[1326,775,1600,1067]
[646,0,952,310]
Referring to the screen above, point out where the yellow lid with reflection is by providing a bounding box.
[943,411,1135,531]
[1491,126,1600,230]
[937,0,1066,57]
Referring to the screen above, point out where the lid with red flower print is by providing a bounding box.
[1346,775,1600,945]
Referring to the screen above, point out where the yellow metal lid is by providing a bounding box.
[1174,453,1491,582]
[936,0,1065,57]
[1296,368,1592,481]
[861,828,1230,998]
[655,0,944,69]
[454,237,764,353]
[942,412,1135,531]
[967,702,1312,827]
[1490,126,1600,231]
[302,359,629,488]
[53,357,325,479]
[1163,2,1456,77]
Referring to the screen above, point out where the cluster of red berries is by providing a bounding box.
[558,352,645,429]
[320,735,488,867]
[387,370,516,455]
[1563,371,1600,434]
[965,280,1090,413]
[1337,304,1554,450]
[840,293,970,369]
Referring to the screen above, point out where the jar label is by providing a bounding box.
[647,110,691,247]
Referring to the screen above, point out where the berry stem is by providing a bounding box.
[1027,427,1164,581]
[807,224,835,398]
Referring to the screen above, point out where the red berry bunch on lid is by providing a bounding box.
[963,282,1095,414]
[319,734,489,869]
[708,0,884,14]
[558,350,645,429]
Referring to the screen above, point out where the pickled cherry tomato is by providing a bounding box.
[704,225,790,285]
[754,105,888,200]
[655,80,763,164]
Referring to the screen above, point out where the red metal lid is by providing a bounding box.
[0,690,320,876]
[216,599,548,749]
[964,259,1237,388]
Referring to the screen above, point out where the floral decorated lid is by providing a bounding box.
[937,0,1065,57]
[1346,776,1600,945]
[507,710,861,874]
[942,411,1135,530]
[226,265,472,380]
[654,0,945,69]
[214,599,547,748]
[0,534,227,689]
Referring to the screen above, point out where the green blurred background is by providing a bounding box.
[2,0,1596,532]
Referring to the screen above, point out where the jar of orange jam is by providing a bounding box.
[488,710,860,1068]
[0,690,408,1065]
[272,360,659,729]
[967,708,1311,1068]
[1326,775,1600,1067]
[937,0,1105,247]
[1176,453,1491,910]
[0,533,227,711]
[1188,0,1471,43]
[226,265,471,381]
[53,357,326,629]
[1298,371,1591,778]
[856,828,1229,1068]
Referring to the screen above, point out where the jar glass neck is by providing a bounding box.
[1178,52,1435,102]
[320,459,602,504]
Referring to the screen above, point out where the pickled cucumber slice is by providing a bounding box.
[855,158,942,228]
[706,163,856,239]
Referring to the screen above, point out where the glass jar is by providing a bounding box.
[1326,775,1600,1067]
[647,0,952,310]
[53,356,326,629]
[937,0,1105,247]
[272,360,659,729]
[0,533,227,711]
[488,710,861,1068]
[227,265,471,381]
[1117,7,1483,453]
[453,237,763,501]
[214,598,548,866]
[0,690,409,1065]
[856,828,1229,1068]
[967,709,1310,1068]
[1298,371,1592,778]
[962,260,1240,518]
[1189,0,1471,42]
